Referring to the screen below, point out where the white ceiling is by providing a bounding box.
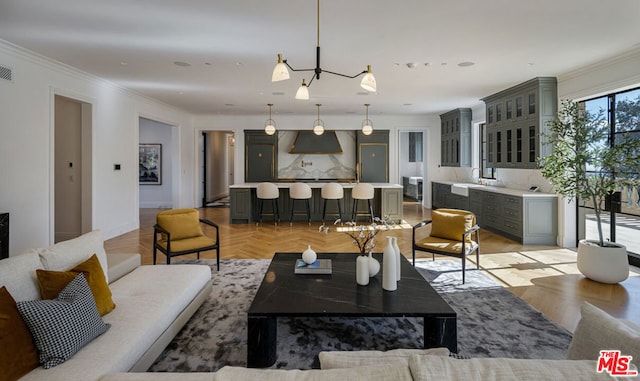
[1,0,639,116]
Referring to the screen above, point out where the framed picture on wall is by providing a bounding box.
[139,143,162,185]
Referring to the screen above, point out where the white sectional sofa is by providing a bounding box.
[0,230,212,381]
[3,231,638,381]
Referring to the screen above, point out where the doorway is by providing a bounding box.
[398,130,424,203]
[139,117,175,209]
[202,131,235,207]
[54,95,92,243]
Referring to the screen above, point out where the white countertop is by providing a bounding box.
[230,182,403,189]
[433,180,557,198]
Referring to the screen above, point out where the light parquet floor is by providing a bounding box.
[104,202,640,333]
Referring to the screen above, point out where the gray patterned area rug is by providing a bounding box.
[149,258,572,372]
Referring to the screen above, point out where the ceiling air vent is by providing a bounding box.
[0,65,12,82]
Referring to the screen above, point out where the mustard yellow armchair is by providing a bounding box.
[153,208,220,269]
[412,208,480,283]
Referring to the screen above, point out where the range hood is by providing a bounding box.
[289,130,343,154]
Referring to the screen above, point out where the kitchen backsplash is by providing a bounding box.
[277,130,356,180]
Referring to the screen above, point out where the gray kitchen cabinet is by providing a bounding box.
[468,188,483,226]
[381,187,403,222]
[230,187,252,223]
[440,108,472,167]
[482,77,557,169]
[357,130,389,183]
[432,182,449,209]
[245,130,277,182]
[432,182,557,245]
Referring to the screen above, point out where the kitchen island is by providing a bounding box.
[229,182,403,224]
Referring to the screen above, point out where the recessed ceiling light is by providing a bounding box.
[406,62,417,69]
[403,103,413,106]
[357,92,369,96]
[424,63,430,67]
[458,61,475,67]
[272,92,285,96]
[120,61,128,66]
[205,62,212,66]
[441,62,448,66]
[224,103,234,107]
[174,61,191,67]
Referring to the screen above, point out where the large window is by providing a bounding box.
[479,123,496,179]
[580,87,640,258]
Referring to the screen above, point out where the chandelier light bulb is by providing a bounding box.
[272,54,290,82]
[295,79,310,100]
[360,65,377,92]
[362,124,373,135]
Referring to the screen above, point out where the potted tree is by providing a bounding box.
[538,99,640,283]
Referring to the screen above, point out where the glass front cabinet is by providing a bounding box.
[440,108,472,167]
[482,77,557,169]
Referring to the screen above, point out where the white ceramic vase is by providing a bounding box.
[356,255,370,286]
[302,245,317,264]
[382,236,397,291]
[577,240,629,284]
[368,252,380,277]
[392,236,401,282]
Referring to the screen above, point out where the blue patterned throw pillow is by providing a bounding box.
[16,273,111,368]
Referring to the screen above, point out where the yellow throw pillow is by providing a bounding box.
[430,209,475,243]
[156,208,204,241]
[36,254,115,316]
[0,286,40,381]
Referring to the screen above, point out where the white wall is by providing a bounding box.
[0,40,192,256]
[139,118,173,208]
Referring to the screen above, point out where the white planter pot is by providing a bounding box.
[577,240,629,284]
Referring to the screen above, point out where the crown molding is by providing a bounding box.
[0,38,188,116]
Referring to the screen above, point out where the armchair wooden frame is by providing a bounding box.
[153,218,220,269]
[412,218,480,284]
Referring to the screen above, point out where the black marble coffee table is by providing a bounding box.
[246,252,457,368]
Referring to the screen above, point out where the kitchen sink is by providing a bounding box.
[450,183,484,197]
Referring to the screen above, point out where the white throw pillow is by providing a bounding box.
[408,355,611,381]
[37,230,109,283]
[567,301,640,368]
[319,347,450,369]
[0,250,43,302]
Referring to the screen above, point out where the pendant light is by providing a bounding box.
[361,103,373,135]
[272,0,376,99]
[264,103,276,135]
[313,104,325,135]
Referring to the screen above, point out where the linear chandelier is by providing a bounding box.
[271,0,377,100]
